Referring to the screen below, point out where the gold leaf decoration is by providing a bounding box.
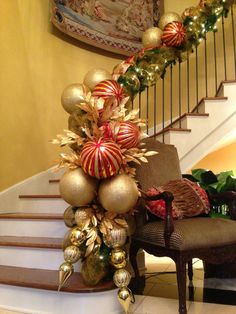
[92,215,97,227]
[114,219,129,229]
[85,242,95,257]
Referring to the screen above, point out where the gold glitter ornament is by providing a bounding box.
[142,27,163,48]
[61,83,90,114]
[83,68,112,90]
[103,226,127,248]
[74,207,92,229]
[98,174,139,214]
[158,12,182,30]
[113,269,131,288]
[63,205,77,228]
[59,168,98,207]
[64,245,82,263]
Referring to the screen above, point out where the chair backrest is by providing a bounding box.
[135,138,182,190]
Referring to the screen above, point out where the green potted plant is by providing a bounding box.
[183,169,236,218]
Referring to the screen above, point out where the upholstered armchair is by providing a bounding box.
[129,138,236,314]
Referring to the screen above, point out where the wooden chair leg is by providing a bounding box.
[129,241,140,278]
[176,257,187,314]
[188,260,193,281]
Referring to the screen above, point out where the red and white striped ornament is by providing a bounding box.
[92,80,125,102]
[80,138,123,179]
[162,21,186,47]
[116,122,140,149]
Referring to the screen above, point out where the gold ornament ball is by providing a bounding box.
[62,230,72,250]
[113,269,131,288]
[70,227,86,246]
[98,174,139,214]
[110,247,126,268]
[64,245,82,263]
[103,226,127,248]
[83,68,112,91]
[61,83,90,114]
[113,259,127,269]
[117,287,133,314]
[59,168,98,207]
[142,27,163,49]
[74,207,91,229]
[158,12,182,30]
[58,262,74,290]
[63,206,77,228]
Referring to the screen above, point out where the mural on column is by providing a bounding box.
[51,0,163,55]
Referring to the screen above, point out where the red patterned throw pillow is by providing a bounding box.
[146,178,210,219]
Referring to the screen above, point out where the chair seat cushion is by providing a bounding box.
[134,217,236,250]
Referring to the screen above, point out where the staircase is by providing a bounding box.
[0,174,122,314]
[155,80,236,173]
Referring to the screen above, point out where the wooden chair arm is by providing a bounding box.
[141,190,175,248]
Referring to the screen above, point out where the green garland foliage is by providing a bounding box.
[118,0,234,96]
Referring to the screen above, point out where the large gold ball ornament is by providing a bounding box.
[110,247,126,269]
[158,12,182,30]
[98,174,139,214]
[103,226,127,248]
[70,227,86,246]
[117,287,133,314]
[64,245,82,263]
[61,83,90,114]
[83,68,112,91]
[113,269,131,288]
[142,27,163,49]
[63,206,77,228]
[59,168,98,207]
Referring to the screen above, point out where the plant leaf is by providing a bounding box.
[191,168,208,182]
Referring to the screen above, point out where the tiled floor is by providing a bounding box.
[129,254,236,313]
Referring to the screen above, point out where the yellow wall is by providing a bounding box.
[0,0,123,191]
[164,0,196,14]
[192,141,236,175]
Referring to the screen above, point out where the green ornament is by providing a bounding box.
[81,245,111,286]
[119,71,141,97]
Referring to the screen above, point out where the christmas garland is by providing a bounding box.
[52,1,234,313]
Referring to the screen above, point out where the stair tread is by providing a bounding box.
[0,212,63,220]
[49,179,60,183]
[152,127,191,138]
[0,236,62,249]
[191,96,228,113]
[216,79,236,96]
[185,113,209,117]
[19,195,61,199]
[0,265,115,293]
